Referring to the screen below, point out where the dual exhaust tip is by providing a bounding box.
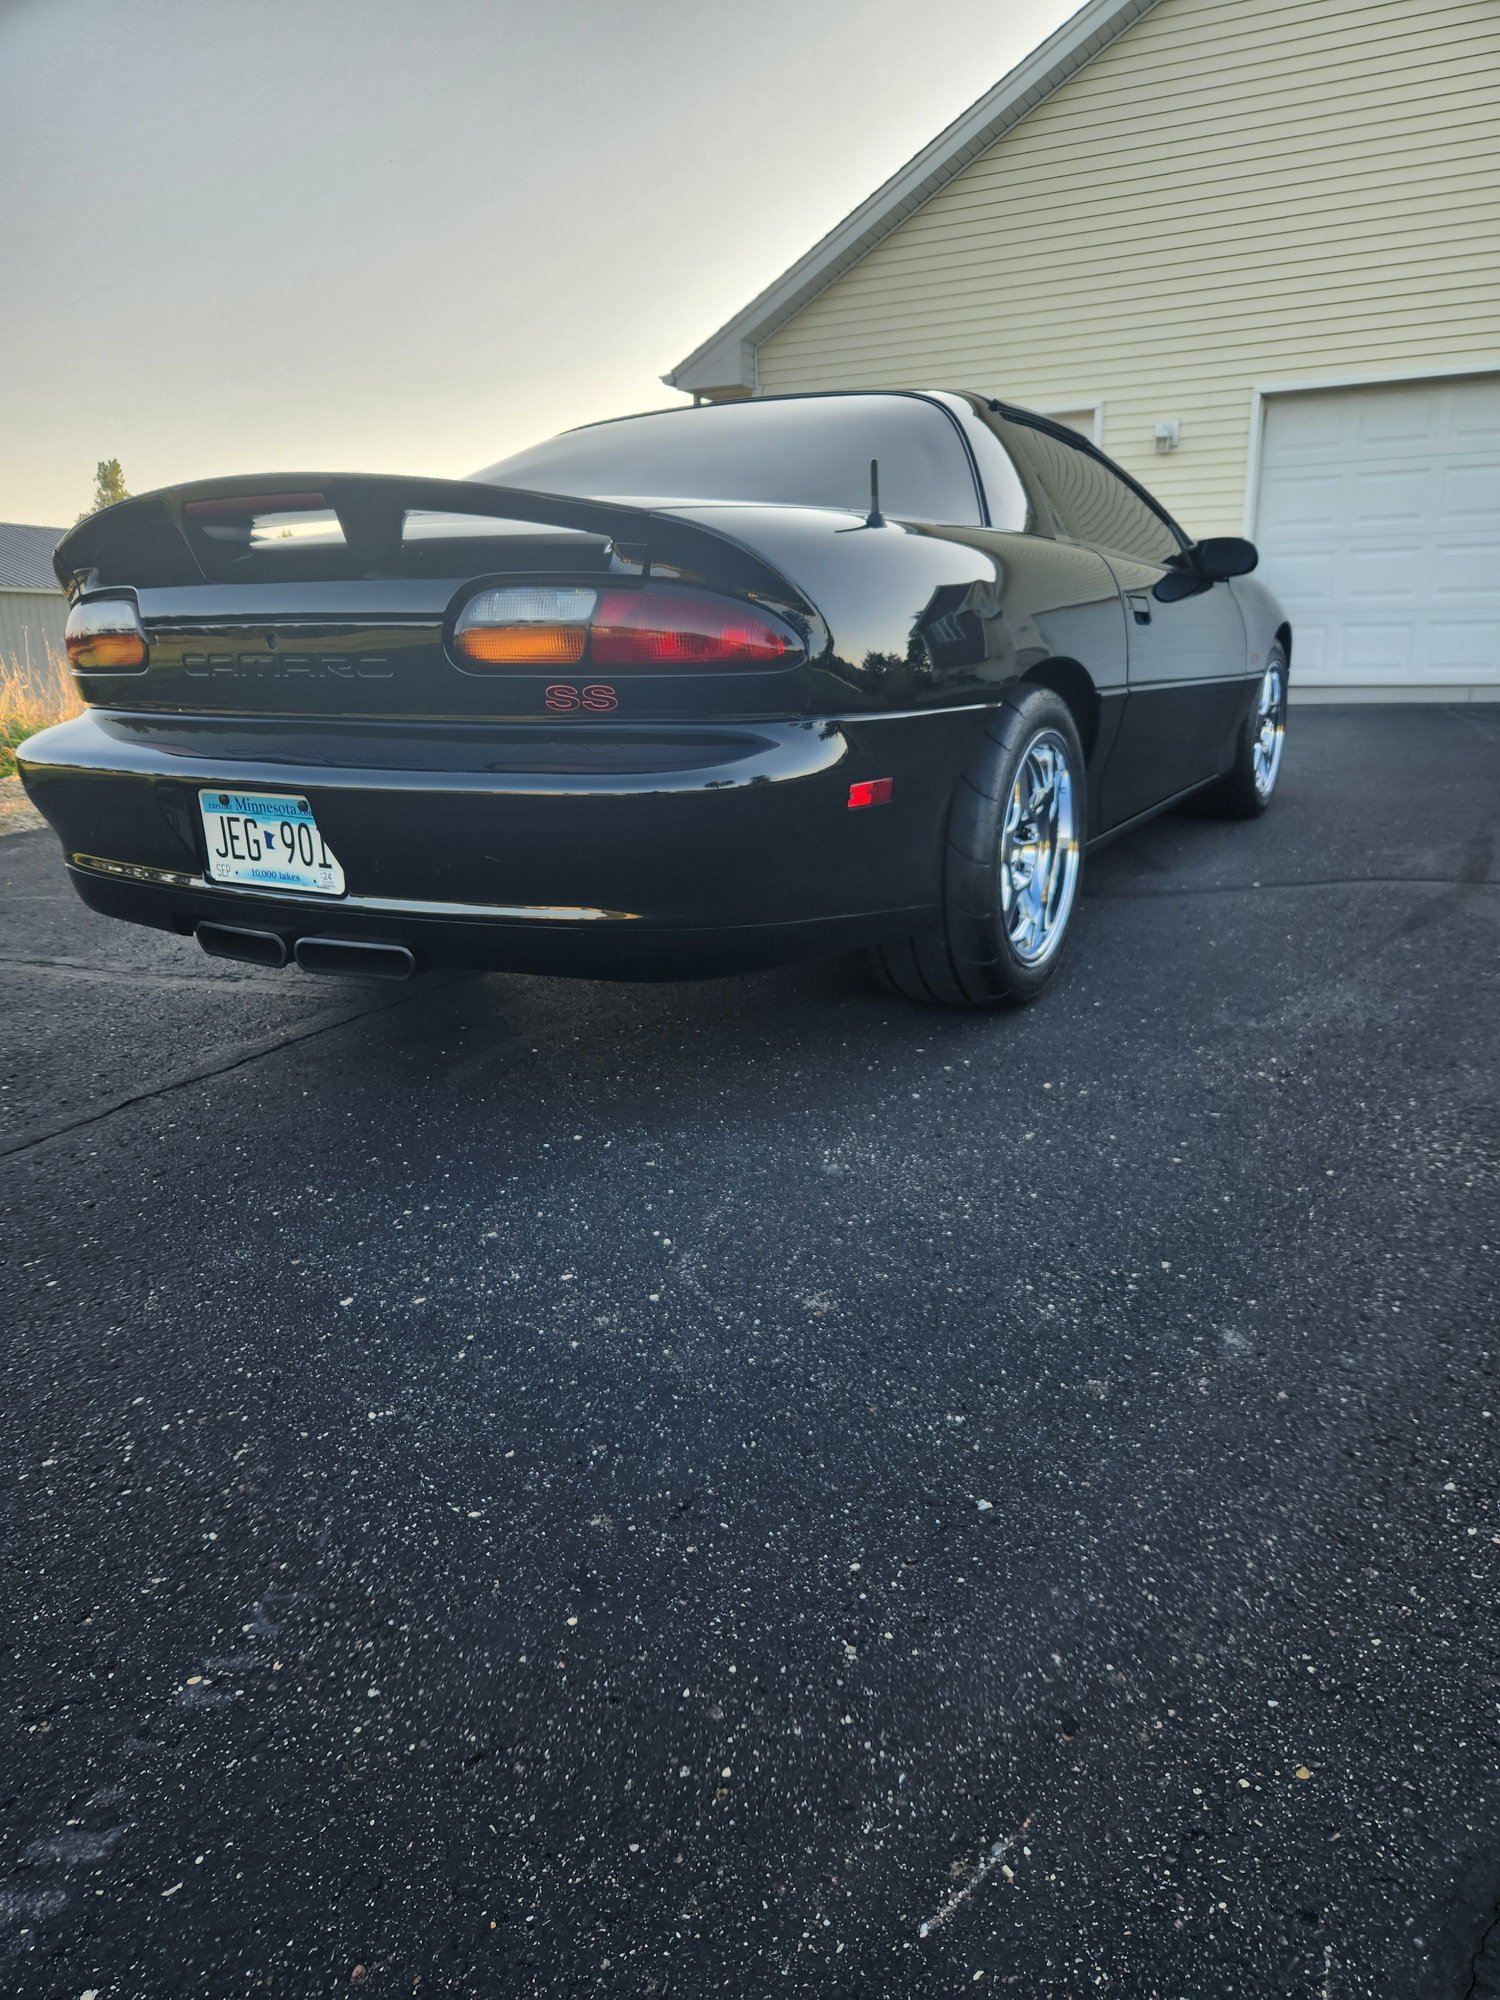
[196,922,415,980]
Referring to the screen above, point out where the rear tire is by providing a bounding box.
[865,686,1087,1010]
[1197,647,1288,818]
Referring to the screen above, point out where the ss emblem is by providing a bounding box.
[545,683,617,712]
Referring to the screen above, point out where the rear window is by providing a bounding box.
[246,507,344,549]
[183,497,346,552]
[474,395,983,525]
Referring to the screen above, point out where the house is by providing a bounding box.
[0,521,67,692]
[664,0,1500,703]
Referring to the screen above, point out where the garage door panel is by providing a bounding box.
[1345,623,1415,673]
[1263,403,1351,459]
[1265,551,1336,602]
[1290,623,1328,669]
[1450,378,1500,441]
[1443,464,1500,524]
[1432,540,1500,594]
[1357,390,1443,447]
[1257,375,1500,693]
[1428,621,1500,672]
[1348,466,1428,527]
[1344,548,1425,600]
[1258,470,1347,531]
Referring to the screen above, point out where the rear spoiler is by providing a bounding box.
[52,472,668,599]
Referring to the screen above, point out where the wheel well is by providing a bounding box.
[1021,658,1100,762]
[1274,621,1293,673]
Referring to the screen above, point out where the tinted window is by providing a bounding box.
[475,395,983,526]
[1005,421,1181,564]
[963,420,1036,533]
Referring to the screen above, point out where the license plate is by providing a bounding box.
[198,789,346,896]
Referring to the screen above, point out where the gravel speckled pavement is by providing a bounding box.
[0,775,46,837]
[2,706,1497,1998]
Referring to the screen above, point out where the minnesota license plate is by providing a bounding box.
[199,789,346,896]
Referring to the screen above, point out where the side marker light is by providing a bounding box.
[847,778,894,809]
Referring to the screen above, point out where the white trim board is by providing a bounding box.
[1028,398,1105,445]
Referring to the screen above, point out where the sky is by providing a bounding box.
[0,0,1079,527]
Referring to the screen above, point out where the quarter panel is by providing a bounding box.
[670,505,1126,715]
[1230,573,1293,676]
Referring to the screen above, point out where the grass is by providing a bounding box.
[1,646,81,781]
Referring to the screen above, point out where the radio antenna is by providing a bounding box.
[866,458,885,528]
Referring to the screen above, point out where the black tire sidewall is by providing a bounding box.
[1249,643,1289,806]
[944,687,1088,1005]
[1215,642,1289,817]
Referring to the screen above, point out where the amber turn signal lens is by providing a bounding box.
[453,586,597,672]
[457,625,586,667]
[74,632,148,668]
[64,597,149,671]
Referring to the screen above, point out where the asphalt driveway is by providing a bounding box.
[2,705,1497,1999]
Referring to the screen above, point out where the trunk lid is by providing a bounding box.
[55,474,820,724]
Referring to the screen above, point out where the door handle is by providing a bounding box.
[1126,592,1153,626]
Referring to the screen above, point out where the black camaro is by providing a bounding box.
[22,391,1290,1009]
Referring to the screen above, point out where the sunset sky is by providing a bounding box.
[1,0,1078,527]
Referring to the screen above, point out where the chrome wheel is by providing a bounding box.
[1000,728,1080,965]
[1252,663,1286,799]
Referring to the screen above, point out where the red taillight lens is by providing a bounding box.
[182,490,328,518]
[590,588,799,668]
[451,583,804,674]
[65,597,149,671]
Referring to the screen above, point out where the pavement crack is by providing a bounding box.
[0,973,468,1164]
[1462,1899,1500,2000]
[1088,873,1499,902]
[0,953,266,987]
[917,1815,1032,1941]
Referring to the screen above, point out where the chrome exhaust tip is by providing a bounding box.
[293,936,416,980]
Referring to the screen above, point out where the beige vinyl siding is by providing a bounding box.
[756,0,1500,537]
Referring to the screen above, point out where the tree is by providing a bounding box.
[77,459,130,523]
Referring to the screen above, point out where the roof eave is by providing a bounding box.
[665,0,1161,396]
[660,331,757,398]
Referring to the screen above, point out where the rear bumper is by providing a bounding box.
[20,707,985,977]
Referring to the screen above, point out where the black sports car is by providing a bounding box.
[22,391,1289,1009]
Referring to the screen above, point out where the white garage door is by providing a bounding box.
[1254,373,1500,697]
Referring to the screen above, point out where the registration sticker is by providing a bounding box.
[198,789,346,897]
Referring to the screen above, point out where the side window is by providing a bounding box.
[1006,422,1182,565]
[964,421,1038,534]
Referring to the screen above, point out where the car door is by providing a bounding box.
[1000,414,1251,829]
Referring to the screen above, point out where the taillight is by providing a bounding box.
[452,584,802,673]
[590,588,797,668]
[65,596,149,671]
